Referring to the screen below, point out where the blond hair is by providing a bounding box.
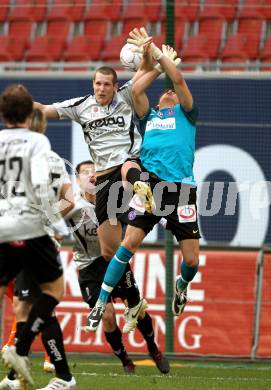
[29,108,47,133]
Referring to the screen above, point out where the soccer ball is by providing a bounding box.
[120,43,142,72]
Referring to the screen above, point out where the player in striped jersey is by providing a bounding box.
[0,88,76,389]
[34,65,155,279]
[64,160,169,374]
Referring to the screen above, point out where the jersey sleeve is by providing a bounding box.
[137,107,152,137]
[53,96,88,122]
[52,153,71,185]
[180,105,199,125]
[118,81,133,107]
[31,134,51,186]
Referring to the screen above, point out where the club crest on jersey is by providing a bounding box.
[91,106,99,113]
[167,108,175,116]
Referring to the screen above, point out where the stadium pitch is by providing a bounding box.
[1,355,271,389]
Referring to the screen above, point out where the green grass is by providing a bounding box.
[1,355,271,390]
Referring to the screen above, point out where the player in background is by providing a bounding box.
[0,87,76,389]
[64,160,169,374]
[1,109,71,381]
[88,31,200,332]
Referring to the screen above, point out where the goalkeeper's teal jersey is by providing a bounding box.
[138,104,198,185]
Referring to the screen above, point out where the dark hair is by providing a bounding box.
[0,84,33,125]
[75,160,94,174]
[94,66,118,85]
[29,108,47,133]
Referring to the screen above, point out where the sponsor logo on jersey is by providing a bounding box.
[146,117,176,131]
[88,116,125,131]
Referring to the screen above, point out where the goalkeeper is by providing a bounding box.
[88,28,201,333]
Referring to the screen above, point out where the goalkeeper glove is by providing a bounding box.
[155,44,182,73]
[127,27,163,61]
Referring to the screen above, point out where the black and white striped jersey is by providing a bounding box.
[0,128,51,243]
[53,81,142,172]
[67,196,100,270]
[42,150,71,235]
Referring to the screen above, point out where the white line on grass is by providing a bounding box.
[71,372,271,383]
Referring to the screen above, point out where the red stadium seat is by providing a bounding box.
[101,34,126,62]
[238,0,265,19]
[0,0,10,22]
[8,21,34,40]
[0,36,29,61]
[174,22,186,50]
[175,0,200,22]
[238,18,263,37]
[220,33,259,62]
[25,36,65,61]
[8,0,48,22]
[47,20,71,39]
[145,0,163,22]
[123,19,147,35]
[200,0,238,21]
[122,0,145,19]
[259,36,271,69]
[106,0,123,21]
[84,0,107,20]
[182,35,220,61]
[31,0,47,22]
[84,20,107,38]
[261,0,271,19]
[8,0,34,21]
[70,0,86,22]
[65,35,104,61]
[199,18,225,38]
[85,0,122,21]
[0,37,12,61]
[47,0,73,21]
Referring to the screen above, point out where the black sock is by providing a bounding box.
[126,167,142,186]
[119,266,141,308]
[104,327,130,365]
[7,321,26,380]
[137,312,158,354]
[16,293,59,356]
[41,315,72,382]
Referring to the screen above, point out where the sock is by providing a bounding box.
[177,260,199,291]
[120,265,140,308]
[41,315,72,382]
[98,246,133,304]
[16,293,59,356]
[104,327,130,365]
[137,313,158,354]
[126,167,142,186]
[6,317,17,346]
[8,321,26,380]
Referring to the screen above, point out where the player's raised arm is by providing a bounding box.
[131,42,159,118]
[157,45,193,111]
[34,101,59,119]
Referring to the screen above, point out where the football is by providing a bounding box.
[120,43,142,72]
